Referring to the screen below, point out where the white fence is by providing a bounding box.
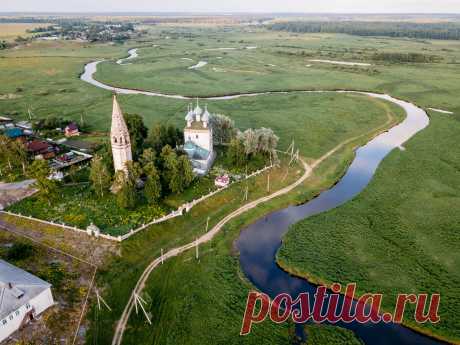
[1,164,274,243]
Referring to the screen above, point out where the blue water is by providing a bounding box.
[236,96,446,345]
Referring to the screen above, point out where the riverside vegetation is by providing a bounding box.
[0,22,459,344]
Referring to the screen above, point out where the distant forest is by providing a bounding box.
[268,21,460,40]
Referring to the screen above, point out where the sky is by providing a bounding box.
[2,0,460,14]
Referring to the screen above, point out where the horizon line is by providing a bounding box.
[1,11,460,15]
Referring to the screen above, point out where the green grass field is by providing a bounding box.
[304,324,363,345]
[278,113,460,343]
[1,24,459,345]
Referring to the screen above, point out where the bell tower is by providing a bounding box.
[111,94,132,173]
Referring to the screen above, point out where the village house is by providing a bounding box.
[0,260,54,343]
[64,122,80,137]
[26,140,57,160]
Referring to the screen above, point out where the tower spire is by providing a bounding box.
[111,95,132,173]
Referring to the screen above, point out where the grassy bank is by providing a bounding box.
[277,113,460,344]
[304,324,364,345]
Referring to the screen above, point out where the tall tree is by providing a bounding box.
[178,155,194,190]
[9,140,28,175]
[89,154,112,198]
[139,148,156,166]
[125,113,148,159]
[160,145,182,193]
[28,159,58,206]
[147,124,164,152]
[210,114,236,144]
[227,137,247,167]
[115,161,142,209]
[147,124,183,151]
[143,162,162,203]
[0,135,13,175]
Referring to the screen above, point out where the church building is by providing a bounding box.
[111,95,132,173]
[183,101,215,175]
[109,96,214,176]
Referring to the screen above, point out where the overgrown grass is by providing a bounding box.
[304,324,364,345]
[278,113,460,343]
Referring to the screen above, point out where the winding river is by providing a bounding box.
[81,58,447,345]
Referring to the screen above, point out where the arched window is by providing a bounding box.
[119,137,123,144]
[113,137,117,143]
[196,134,199,139]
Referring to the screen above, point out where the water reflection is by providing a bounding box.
[237,98,444,345]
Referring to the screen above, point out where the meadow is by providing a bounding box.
[277,112,460,343]
[0,24,459,345]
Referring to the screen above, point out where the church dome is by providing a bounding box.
[202,106,210,122]
[194,103,203,116]
[185,109,194,122]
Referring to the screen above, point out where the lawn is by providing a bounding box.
[277,113,460,344]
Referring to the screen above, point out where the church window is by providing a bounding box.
[120,137,123,144]
[113,137,117,143]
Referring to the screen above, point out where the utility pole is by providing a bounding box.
[95,289,112,312]
[161,248,164,265]
[205,216,210,233]
[27,107,33,121]
[244,185,248,201]
[195,238,199,260]
[134,293,151,325]
[267,174,270,193]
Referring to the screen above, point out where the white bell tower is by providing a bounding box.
[111,95,132,173]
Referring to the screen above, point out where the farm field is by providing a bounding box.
[0,23,51,42]
[0,23,459,345]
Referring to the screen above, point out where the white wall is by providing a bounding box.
[184,128,213,152]
[0,288,54,342]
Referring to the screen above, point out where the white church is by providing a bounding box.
[110,95,215,175]
[183,101,216,175]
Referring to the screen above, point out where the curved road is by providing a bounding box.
[79,58,429,345]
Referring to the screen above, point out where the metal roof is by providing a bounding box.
[0,260,51,320]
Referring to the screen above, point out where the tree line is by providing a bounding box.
[268,21,460,41]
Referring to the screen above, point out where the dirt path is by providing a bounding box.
[111,103,398,345]
[0,179,36,210]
